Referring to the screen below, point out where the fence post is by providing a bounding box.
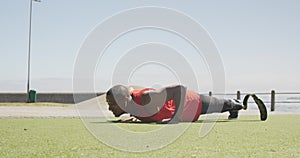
[271,90,275,111]
[209,91,212,96]
[237,91,241,100]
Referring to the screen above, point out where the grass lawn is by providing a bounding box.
[0,115,299,157]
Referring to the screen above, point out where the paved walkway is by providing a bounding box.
[0,97,114,118]
[0,105,298,118]
[0,106,77,118]
[0,97,299,118]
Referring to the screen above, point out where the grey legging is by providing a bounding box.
[200,95,228,114]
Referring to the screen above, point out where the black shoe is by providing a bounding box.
[227,99,243,120]
[228,110,239,119]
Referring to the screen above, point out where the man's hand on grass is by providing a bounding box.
[119,116,139,123]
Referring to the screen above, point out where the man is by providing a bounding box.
[106,85,267,123]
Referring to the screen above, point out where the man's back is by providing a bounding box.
[130,88,202,122]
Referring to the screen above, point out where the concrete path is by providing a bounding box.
[0,96,299,118]
[0,96,114,118]
[0,106,298,118]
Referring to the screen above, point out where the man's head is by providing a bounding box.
[106,85,130,117]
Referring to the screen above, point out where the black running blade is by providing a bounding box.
[251,94,268,121]
[242,94,251,110]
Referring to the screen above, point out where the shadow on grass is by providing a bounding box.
[89,120,157,124]
[89,118,261,124]
[195,119,261,123]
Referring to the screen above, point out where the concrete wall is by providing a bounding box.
[0,93,104,104]
[0,93,27,103]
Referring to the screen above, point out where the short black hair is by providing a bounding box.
[106,85,130,99]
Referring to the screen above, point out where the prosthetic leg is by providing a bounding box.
[200,94,267,121]
[200,95,246,119]
[242,94,268,121]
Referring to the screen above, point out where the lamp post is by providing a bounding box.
[27,0,41,102]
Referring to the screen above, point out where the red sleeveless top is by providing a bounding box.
[130,88,202,122]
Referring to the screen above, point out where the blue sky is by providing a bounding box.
[1,0,300,93]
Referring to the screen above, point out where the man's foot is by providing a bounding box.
[226,99,244,120]
[228,110,239,119]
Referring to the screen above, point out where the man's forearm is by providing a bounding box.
[169,85,187,122]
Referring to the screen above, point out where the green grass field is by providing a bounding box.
[1,115,299,157]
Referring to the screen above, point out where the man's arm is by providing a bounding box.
[140,85,187,122]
